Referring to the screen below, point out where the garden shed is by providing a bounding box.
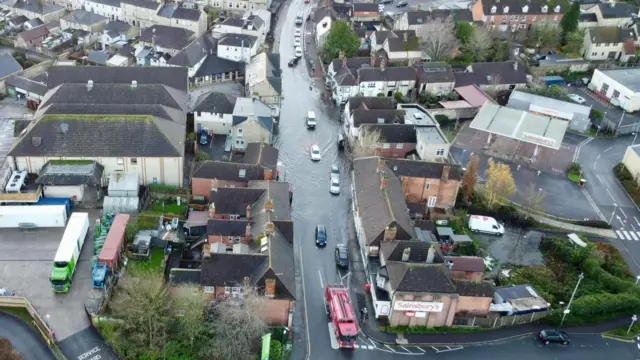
[107,172,139,197]
[36,160,103,202]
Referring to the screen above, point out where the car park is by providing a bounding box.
[538,330,570,345]
[311,145,321,161]
[335,244,349,268]
[568,93,586,104]
[329,177,340,195]
[315,225,327,247]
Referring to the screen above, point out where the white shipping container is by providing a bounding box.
[0,205,68,228]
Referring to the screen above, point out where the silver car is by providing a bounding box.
[330,177,340,195]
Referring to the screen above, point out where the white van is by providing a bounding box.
[468,215,504,236]
[306,111,317,129]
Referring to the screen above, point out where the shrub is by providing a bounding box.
[568,162,582,174]
[148,184,181,194]
[590,109,605,121]
[196,151,209,161]
[615,163,634,181]
[394,92,404,103]
[453,242,478,256]
[377,93,385,97]
[270,340,282,360]
[573,219,611,229]
[186,132,197,142]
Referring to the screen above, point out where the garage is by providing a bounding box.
[5,75,47,110]
[35,160,104,203]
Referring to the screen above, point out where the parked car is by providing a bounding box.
[315,225,327,247]
[538,330,570,345]
[330,164,340,181]
[335,244,349,268]
[288,56,300,67]
[568,93,586,104]
[330,177,340,195]
[310,145,321,161]
[295,46,303,58]
[295,29,301,37]
[396,1,408,7]
[294,37,301,47]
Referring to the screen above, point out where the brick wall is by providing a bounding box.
[399,176,460,208]
[376,143,416,159]
[191,178,247,200]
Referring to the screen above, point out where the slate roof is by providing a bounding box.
[384,30,419,52]
[17,24,50,42]
[314,6,338,22]
[405,9,472,25]
[597,2,639,19]
[87,0,121,7]
[9,15,28,25]
[192,161,266,181]
[360,124,418,143]
[62,10,107,25]
[194,55,244,77]
[352,109,405,127]
[384,158,463,181]
[380,240,444,263]
[387,262,456,293]
[10,0,63,15]
[589,26,624,43]
[482,0,565,15]
[495,284,540,301]
[245,14,264,30]
[347,96,396,112]
[357,66,416,83]
[207,219,250,236]
[200,253,268,287]
[219,33,257,47]
[173,7,202,21]
[45,83,183,110]
[168,34,217,67]
[36,160,104,186]
[222,17,244,27]
[104,20,131,37]
[26,18,43,28]
[211,187,266,215]
[46,66,188,92]
[454,280,495,297]
[0,53,23,79]
[455,61,527,87]
[193,92,237,113]
[579,13,597,22]
[5,75,47,96]
[353,2,378,12]
[444,256,485,272]
[243,142,279,168]
[352,157,417,246]
[120,0,160,10]
[86,50,110,65]
[418,63,455,83]
[140,25,194,50]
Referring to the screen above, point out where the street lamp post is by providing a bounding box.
[609,203,618,225]
[628,315,638,335]
[559,273,584,329]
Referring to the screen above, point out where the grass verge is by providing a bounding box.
[567,171,581,184]
[128,248,165,276]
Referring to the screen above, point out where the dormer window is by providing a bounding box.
[554,5,560,12]
[503,5,509,13]
[239,169,246,178]
[541,5,548,13]
[522,5,528,13]
[490,5,496,13]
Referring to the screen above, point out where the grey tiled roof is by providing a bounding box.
[167,34,217,67]
[86,0,121,7]
[192,161,266,181]
[46,83,183,110]
[194,55,244,77]
[352,109,405,127]
[598,2,638,18]
[140,25,194,51]
[120,0,160,10]
[384,158,463,181]
[352,157,416,246]
[62,10,107,26]
[193,92,237,113]
[219,34,257,47]
[46,66,188,92]
[380,240,444,263]
[406,9,472,25]
[5,75,47,96]
[387,262,456,293]
[210,187,266,215]
[360,124,417,143]
[86,50,110,65]
[104,20,131,37]
[357,66,417,83]
[222,17,244,27]
[455,61,527,87]
[243,142,278,168]
[173,7,201,21]
[207,219,251,236]
[0,53,23,79]
[482,0,565,15]
[200,253,268,287]
[347,96,396,112]
[454,280,495,297]
[10,0,63,15]
[36,160,104,186]
[418,63,455,83]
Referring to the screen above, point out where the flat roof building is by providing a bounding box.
[507,90,591,133]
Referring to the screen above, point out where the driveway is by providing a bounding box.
[0,312,55,360]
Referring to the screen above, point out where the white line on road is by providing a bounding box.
[431,346,439,351]
[400,346,411,353]
[622,231,632,240]
[318,270,324,289]
[384,345,396,352]
[636,217,640,227]
[607,188,617,203]
[435,346,465,353]
[417,347,426,353]
[593,162,597,170]
[597,174,605,184]
[620,208,628,218]
[632,224,637,231]
[597,154,601,160]
[619,218,627,227]
[617,230,625,239]
[604,147,613,152]
[630,231,639,241]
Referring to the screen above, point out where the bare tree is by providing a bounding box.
[0,339,23,360]
[521,183,546,213]
[203,289,269,360]
[348,126,384,159]
[483,74,503,100]
[467,27,493,62]
[416,15,459,61]
[461,154,479,201]
[109,273,172,358]
[174,284,209,348]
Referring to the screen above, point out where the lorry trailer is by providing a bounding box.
[97,214,130,271]
[0,205,67,228]
[50,212,90,293]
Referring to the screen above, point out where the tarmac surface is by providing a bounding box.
[0,312,55,360]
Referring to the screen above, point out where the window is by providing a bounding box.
[235,236,241,243]
[387,81,395,86]
[396,143,404,149]
[130,158,137,165]
[427,196,437,207]
[553,15,558,21]
[613,90,620,99]
[237,128,243,135]
[532,16,537,21]
[436,149,445,156]
[117,158,124,165]
[377,118,385,124]
[239,169,246,178]
[367,83,375,87]
[228,236,234,243]
[425,183,431,190]
[592,52,597,56]
[382,143,391,149]
[490,5,496,13]
[322,22,328,28]
[605,43,610,47]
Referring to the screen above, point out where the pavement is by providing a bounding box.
[0,312,55,360]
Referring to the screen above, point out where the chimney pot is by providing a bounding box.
[426,246,435,263]
[131,80,137,89]
[246,205,251,218]
[447,260,454,271]
[265,199,274,211]
[245,223,252,240]
[383,225,397,241]
[87,79,93,91]
[380,175,389,190]
[513,61,518,71]
[441,165,450,181]
[264,168,273,181]
[401,247,411,262]
[209,203,216,218]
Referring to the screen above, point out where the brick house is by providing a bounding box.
[384,158,462,209]
[207,220,252,246]
[351,2,380,22]
[471,0,565,32]
[210,187,267,219]
[445,256,486,281]
[360,124,417,159]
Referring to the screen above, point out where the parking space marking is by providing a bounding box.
[417,347,426,352]
[400,346,410,353]
[385,344,396,352]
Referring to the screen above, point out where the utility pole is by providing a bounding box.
[559,272,584,329]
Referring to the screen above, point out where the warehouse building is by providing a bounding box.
[507,90,592,133]
[589,68,640,112]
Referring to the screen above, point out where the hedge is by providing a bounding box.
[270,340,282,360]
[572,219,611,229]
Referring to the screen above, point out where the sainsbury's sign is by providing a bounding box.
[522,132,556,147]
[394,301,443,312]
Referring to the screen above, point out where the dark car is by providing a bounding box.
[335,244,349,268]
[288,56,300,67]
[396,1,408,6]
[315,225,327,247]
[538,330,570,345]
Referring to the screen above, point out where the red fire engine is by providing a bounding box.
[325,284,358,348]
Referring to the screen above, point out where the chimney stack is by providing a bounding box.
[407,58,414,67]
[513,61,518,71]
[380,176,389,190]
[264,168,273,181]
[441,165,450,181]
[265,221,275,234]
[245,223,252,240]
[210,178,218,192]
[383,225,397,241]
[131,80,137,89]
[87,80,93,91]
[246,205,251,218]
[209,203,216,218]
[426,246,435,263]
[265,199,274,211]
[265,278,276,297]
[371,53,376,66]
[380,59,386,72]
[377,158,384,173]
[401,247,411,262]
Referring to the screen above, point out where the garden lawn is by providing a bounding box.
[148,200,188,216]
[128,248,165,276]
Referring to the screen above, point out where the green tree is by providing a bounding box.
[467,27,493,61]
[71,33,78,46]
[526,24,561,49]
[322,20,360,62]
[563,29,585,54]
[560,2,580,36]
[455,21,474,45]
[489,40,510,62]
[481,159,516,209]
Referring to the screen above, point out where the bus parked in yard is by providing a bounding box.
[51,212,90,293]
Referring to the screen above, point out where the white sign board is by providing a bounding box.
[522,132,556,148]
[375,301,391,317]
[394,301,443,312]
[529,104,573,120]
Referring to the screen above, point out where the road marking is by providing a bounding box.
[636,217,640,227]
[630,232,639,241]
[604,147,613,152]
[620,208,628,218]
[318,270,324,288]
[417,347,426,352]
[594,162,597,170]
[581,189,607,222]
[607,189,617,203]
[622,231,632,240]
[633,224,637,231]
[597,154,601,160]
[385,345,396,352]
[354,344,360,349]
[619,218,626,227]
[431,346,439,351]
[616,230,624,239]
[597,174,604,184]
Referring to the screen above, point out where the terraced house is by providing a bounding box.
[7,66,189,187]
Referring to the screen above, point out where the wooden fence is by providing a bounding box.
[453,310,550,328]
[0,296,67,359]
